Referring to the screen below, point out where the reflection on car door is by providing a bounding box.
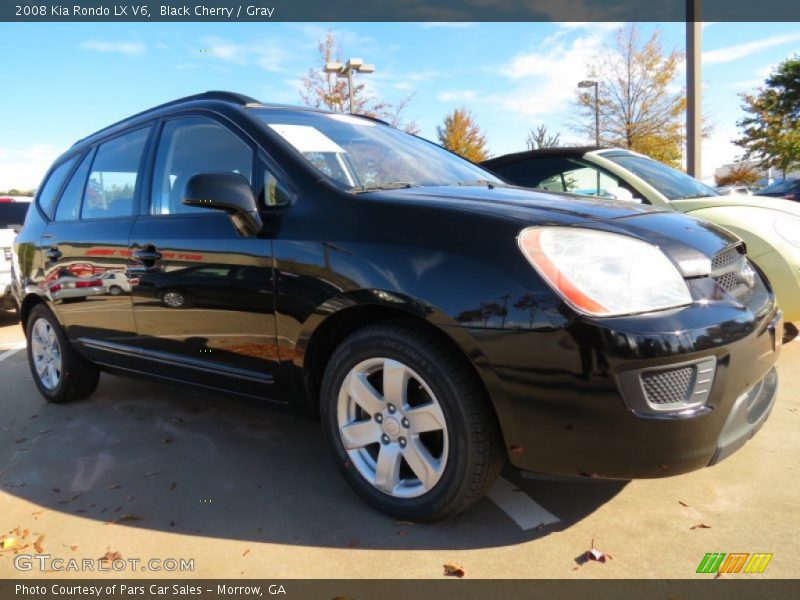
[42,127,151,352]
[127,115,282,400]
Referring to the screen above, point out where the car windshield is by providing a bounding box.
[602,152,719,201]
[760,179,799,194]
[251,109,501,192]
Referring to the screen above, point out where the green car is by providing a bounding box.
[483,147,800,323]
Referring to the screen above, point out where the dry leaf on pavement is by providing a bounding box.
[100,550,122,562]
[443,563,466,578]
[690,523,712,530]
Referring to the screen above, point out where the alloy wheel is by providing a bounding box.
[30,317,62,390]
[336,357,449,498]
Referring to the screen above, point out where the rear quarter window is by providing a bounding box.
[37,156,78,216]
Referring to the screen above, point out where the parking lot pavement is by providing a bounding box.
[0,310,798,579]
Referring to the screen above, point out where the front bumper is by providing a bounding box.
[464,302,782,479]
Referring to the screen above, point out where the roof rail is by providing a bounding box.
[71,91,261,147]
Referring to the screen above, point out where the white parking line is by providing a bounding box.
[0,343,25,363]
[487,477,560,530]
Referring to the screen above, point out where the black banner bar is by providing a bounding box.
[2,0,800,22]
[2,580,800,600]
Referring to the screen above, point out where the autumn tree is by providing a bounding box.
[526,124,561,150]
[437,108,489,162]
[735,56,800,179]
[574,24,685,166]
[714,162,762,187]
[299,31,418,134]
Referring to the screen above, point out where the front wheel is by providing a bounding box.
[320,321,504,521]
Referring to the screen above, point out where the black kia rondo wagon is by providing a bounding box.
[13,92,781,521]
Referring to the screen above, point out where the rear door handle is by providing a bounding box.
[44,247,62,261]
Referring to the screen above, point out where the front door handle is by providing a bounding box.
[133,246,163,271]
[44,247,62,262]
[134,249,163,262]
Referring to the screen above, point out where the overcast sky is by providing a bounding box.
[1,21,799,190]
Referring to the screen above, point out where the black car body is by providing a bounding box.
[13,92,781,520]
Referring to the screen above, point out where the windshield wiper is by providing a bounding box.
[349,182,419,194]
[455,179,510,189]
[674,193,715,200]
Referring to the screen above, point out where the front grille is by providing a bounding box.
[711,245,754,305]
[641,367,696,405]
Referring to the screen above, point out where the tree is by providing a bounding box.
[299,31,418,134]
[574,24,685,166]
[436,108,489,162]
[735,57,800,179]
[526,124,561,150]
[714,162,761,187]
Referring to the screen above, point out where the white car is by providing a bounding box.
[0,198,31,311]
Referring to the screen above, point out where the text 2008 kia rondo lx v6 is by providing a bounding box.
[13,92,781,521]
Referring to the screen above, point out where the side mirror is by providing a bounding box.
[182,172,263,236]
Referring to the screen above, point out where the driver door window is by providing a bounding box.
[151,117,254,215]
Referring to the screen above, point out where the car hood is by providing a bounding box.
[671,195,800,217]
[366,185,738,273]
[377,184,668,222]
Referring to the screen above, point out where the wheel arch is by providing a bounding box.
[294,291,510,438]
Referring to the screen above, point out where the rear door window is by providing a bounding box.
[82,127,151,220]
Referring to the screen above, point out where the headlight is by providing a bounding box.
[774,217,800,248]
[518,227,692,317]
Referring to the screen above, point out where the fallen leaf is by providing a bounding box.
[346,539,359,548]
[678,501,690,507]
[144,469,161,477]
[575,539,612,565]
[14,438,28,444]
[169,482,177,491]
[242,549,250,557]
[398,531,408,536]
[34,535,45,553]
[1,538,18,551]
[393,520,415,526]
[443,563,466,578]
[100,550,121,562]
[163,437,173,445]
[70,545,78,551]
[52,488,60,493]
[690,523,712,530]
[107,484,121,490]
[508,445,523,454]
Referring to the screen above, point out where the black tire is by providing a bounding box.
[320,320,505,522]
[108,285,123,296]
[26,303,100,404]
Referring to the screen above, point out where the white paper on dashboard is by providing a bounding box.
[268,124,346,153]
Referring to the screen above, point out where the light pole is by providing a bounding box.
[578,80,600,147]
[324,58,375,114]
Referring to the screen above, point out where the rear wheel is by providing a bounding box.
[26,304,100,403]
[320,321,504,521]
